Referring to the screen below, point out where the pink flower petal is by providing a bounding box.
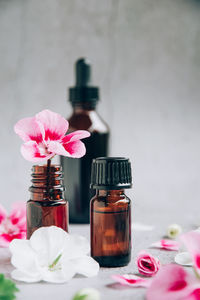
[36,110,69,141]
[0,202,27,247]
[136,251,161,277]
[181,231,200,276]
[63,140,86,158]
[10,202,26,231]
[62,130,90,143]
[112,274,151,288]
[0,204,7,223]
[0,233,26,248]
[146,264,200,300]
[21,141,54,162]
[48,140,86,158]
[14,117,44,143]
[151,239,179,251]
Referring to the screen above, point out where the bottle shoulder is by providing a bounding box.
[91,194,131,213]
[68,110,109,133]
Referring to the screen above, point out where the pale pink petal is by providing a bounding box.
[146,264,200,300]
[21,141,54,162]
[48,140,86,158]
[0,235,10,247]
[0,204,7,223]
[14,117,44,143]
[112,274,151,288]
[10,202,26,232]
[62,130,90,143]
[136,251,161,277]
[181,231,200,276]
[36,109,68,141]
[151,239,179,251]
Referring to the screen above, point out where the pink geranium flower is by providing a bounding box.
[146,264,200,300]
[112,274,151,288]
[0,203,26,247]
[14,109,90,162]
[151,239,179,251]
[136,251,161,277]
[181,231,200,276]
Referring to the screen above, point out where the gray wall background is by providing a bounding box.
[1,0,200,223]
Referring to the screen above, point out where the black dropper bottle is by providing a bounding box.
[61,58,109,224]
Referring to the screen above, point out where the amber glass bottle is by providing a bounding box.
[27,165,68,239]
[61,58,109,224]
[90,157,132,267]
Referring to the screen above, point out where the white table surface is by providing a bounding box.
[0,211,197,300]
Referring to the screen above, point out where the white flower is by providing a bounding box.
[72,288,100,300]
[9,226,99,283]
[167,224,182,239]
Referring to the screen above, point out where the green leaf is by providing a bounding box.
[72,295,87,300]
[0,274,19,300]
[72,288,100,300]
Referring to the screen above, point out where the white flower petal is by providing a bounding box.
[11,269,42,283]
[42,269,74,283]
[42,260,76,283]
[72,256,99,277]
[30,226,69,265]
[174,251,193,266]
[9,239,39,275]
[63,234,90,259]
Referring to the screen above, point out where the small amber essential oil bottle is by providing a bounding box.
[27,165,68,239]
[90,157,132,267]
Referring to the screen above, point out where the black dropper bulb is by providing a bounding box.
[76,58,92,87]
[69,57,99,105]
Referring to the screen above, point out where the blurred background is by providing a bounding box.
[1,0,200,224]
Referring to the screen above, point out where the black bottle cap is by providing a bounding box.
[90,157,132,190]
[69,58,99,105]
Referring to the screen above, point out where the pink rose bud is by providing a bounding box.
[136,251,161,277]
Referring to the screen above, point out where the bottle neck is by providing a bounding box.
[72,102,97,113]
[29,165,65,201]
[96,189,125,198]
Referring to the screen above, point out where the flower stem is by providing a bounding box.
[46,158,51,199]
[49,253,62,270]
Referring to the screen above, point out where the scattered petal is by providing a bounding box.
[136,251,161,277]
[112,274,151,288]
[146,264,200,300]
[151,239,179,251]
[175,252,193,266]
[181,231,200,276]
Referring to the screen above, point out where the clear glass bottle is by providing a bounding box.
[90,157,132,267]
[27,165,68,239]
[61,58,109,224]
